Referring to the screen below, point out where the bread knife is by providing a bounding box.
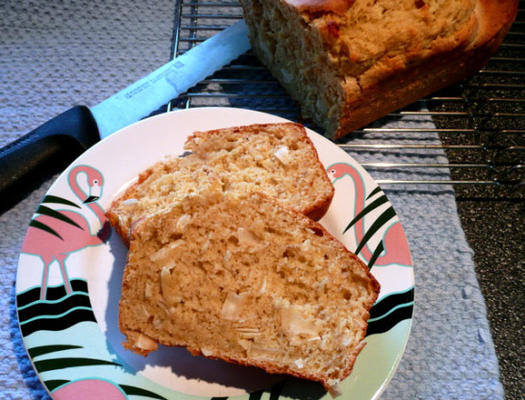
[0,20,250,205]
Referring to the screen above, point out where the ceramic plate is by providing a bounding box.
[16,107,414,400]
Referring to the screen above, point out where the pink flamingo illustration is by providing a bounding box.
[53,378,127,399]
[327,163,411,266]
[21,165,111,299]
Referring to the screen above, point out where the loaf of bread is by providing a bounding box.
[106,123,334,245]
[239,0,518,139]
[119,189,380,392]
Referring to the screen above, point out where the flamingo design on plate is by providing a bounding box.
[327,162,411,267]
[51,379,128,400]
[21,165,111,300]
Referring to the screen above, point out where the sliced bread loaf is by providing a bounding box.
[119,190,379,391]
[239,0,517,138]
[106,122,334,245]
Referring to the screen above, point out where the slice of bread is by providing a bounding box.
[106,123,334,245]
[119,190,380,391]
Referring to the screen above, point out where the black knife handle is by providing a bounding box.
[0,106,100,210]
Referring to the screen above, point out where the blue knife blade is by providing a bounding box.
[0,21,250,204]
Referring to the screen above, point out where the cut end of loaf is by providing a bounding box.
[106,122,334,245]
[119,190,379,390]
[239,0,517,138]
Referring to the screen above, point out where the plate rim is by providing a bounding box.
[15,106,414,400]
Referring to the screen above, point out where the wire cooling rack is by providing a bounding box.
[170,0,524,201]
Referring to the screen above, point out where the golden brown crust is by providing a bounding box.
[105,162,168,246]
[186,122,309,143]
[473,0,518,50]
[105,209,126,244]
[240,0,518,139]
[121,328,366,391]
[281,123,334,220]
[283,0,355,14]
[332,0,518,138]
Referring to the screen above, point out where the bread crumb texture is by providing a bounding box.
[119,191,379,390]
[107,123,333,243]
[239,0,515,137]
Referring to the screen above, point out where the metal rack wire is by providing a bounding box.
[170,0,524,200]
